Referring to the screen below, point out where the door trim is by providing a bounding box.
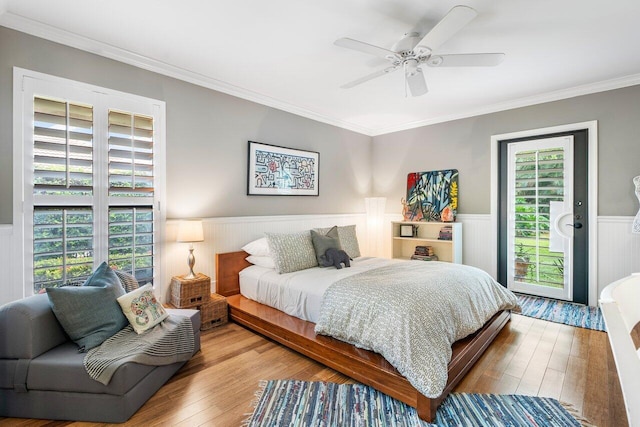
[490,121,598,306]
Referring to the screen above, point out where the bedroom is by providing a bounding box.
[0,0,639,425]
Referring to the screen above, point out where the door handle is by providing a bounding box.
[565,222,583,229]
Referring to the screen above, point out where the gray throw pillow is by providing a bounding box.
[314,225,361,259]
[114,269,140,293]
[311,226,342,265]
[47,262,128,352]
[265,231,318,274]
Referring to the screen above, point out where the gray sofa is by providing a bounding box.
[0,293,201,423]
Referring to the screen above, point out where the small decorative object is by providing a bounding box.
[176,220,204,279]
[400,224,415,237]
[405,169,458,222]
[247,141,319,196]
[320,248,351,269]
[633,175,640,234]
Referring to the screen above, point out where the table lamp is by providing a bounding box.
[176,220,204,279]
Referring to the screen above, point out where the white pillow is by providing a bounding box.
[241,237,271,257]
[117,284,169,334]
[246,255,276,269]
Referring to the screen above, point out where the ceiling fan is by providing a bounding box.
[335,5,505,97]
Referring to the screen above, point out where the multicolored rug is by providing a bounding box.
[245,380,588,427]
[516,294,606,332]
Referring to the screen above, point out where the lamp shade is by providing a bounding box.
[176,220,204,243]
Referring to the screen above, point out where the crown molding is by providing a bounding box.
[0,12,374,136]
[369,73,640,136]
[2,11,640,138]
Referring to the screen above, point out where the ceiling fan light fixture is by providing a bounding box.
[405,59,420,76]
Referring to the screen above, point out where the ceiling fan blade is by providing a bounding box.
[406,68,428,96]
[335,38,400,60]
[341,67,398,89]
[426,53,505,67]
[416,5,478,52]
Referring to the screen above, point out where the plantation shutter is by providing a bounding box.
[108,111,154,197]
[513,148,565,286]
[29,92,160,293]
[107,110,155,284]
[33,97,93,196]
[33,208,94,287]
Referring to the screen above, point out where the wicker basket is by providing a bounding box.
[170,274,210,308]
[199,294,228,330]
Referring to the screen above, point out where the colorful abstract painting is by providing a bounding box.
[404,169,458,222]
[247,141,319,196]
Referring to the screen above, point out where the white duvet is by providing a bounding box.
[239,257,400,322]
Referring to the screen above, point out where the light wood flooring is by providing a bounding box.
[0,313,627,426]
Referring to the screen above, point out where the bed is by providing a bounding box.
[216,247,517,423]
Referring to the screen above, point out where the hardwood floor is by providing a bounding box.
[0,314,627,426]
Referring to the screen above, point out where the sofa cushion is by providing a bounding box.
[26,341,156,395]
[46,262,128,352]
[0,294,67,359]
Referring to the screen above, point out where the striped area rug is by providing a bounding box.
[245,380,588,427]
[516,294,606,332]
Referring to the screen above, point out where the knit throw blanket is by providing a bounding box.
[84,314,195,385]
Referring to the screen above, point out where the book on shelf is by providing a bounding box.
[414,245,434,256]
[438,225,453,241]
[410,254,439,261]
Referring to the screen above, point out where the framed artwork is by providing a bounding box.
[400,224,415,237]
[404,169,458,222]
[247,141,319,196]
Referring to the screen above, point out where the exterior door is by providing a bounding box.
[506,136,574,300]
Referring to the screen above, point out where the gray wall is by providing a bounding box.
[372,85,640,216]
[0,27,372,223]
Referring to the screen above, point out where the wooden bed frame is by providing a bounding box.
[215,251,511,422]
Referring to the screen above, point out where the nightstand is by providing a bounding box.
[170,273,211,308]
[168,273,228,330]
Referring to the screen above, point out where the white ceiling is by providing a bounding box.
[2,0,640,136]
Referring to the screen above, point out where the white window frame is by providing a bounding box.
[13,67,166,298]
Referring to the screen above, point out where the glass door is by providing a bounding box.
[506,136,573,300]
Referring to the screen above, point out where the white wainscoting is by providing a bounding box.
[0,225,18,306]
[597,216,640,298]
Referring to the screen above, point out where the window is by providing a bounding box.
[16,69,165,294]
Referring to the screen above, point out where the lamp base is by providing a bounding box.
[185,247,197,279]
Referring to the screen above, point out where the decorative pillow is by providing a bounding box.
[246,255,276,269]
[46,262,128,352]
[314,225,361,259]
[310,226,342,266]
[114,269,140,293]
[117,284,169,334]
[265,231,318,274]
[241,237,271,256]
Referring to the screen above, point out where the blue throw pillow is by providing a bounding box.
[47,262,128,352]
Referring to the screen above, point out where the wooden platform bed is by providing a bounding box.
[215,251,511,422]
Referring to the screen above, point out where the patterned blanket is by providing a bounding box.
[315,261,519,398]
[84,314,195,385]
